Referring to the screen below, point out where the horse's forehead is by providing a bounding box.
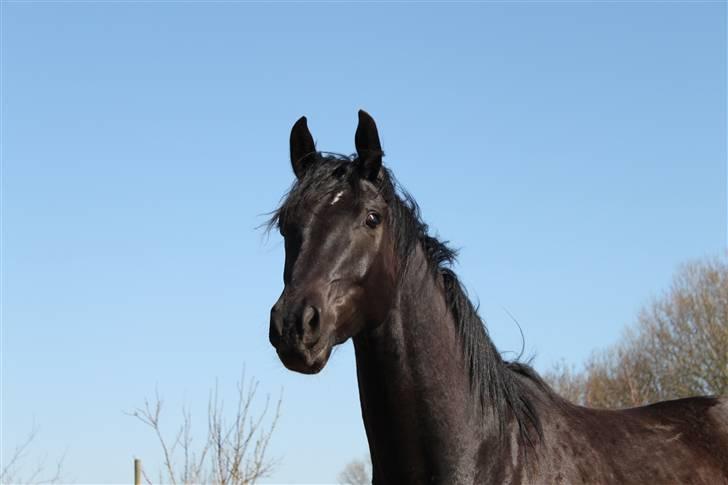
[284,176,381,225]
[330,190,345,206]
[328,182,380,205]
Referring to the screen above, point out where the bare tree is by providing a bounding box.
[546,256,728,409]
[1,423,65,484]
[543,361,587,405]
[337,456,371,485]
[131,373,282,485]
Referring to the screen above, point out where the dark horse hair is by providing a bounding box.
[269,152,548,445]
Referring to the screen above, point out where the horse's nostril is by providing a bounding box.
[300,305,321,346]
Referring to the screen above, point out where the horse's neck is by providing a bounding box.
[352,246,509,483]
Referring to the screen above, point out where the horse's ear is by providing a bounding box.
[355,110,383,181]
[290,116,317,179]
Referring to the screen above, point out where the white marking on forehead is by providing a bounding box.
[330,190,345,206]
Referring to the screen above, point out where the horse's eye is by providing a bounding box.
[365,212,381,228]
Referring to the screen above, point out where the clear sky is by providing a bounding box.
[2,2,725,483]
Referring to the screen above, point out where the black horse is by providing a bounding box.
[268,111,728,484]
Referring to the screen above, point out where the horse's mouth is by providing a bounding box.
[277,342,332,375]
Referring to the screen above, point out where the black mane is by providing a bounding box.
[269,154,551,444]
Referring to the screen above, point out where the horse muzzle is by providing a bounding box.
[269,298,333,374]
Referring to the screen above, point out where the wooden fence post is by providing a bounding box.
[134,458,142,485]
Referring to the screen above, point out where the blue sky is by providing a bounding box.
[2,2,725,483]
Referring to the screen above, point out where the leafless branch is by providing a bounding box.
[131,372,282,485]
[1,424,66,485]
